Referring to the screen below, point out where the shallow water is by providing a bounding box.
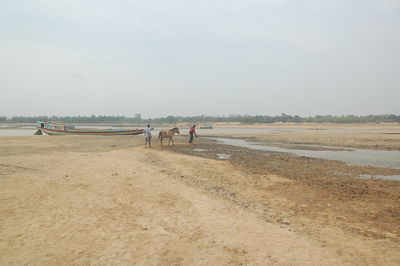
[3,125,400,137]
[0,129,37,136]
[216,153,232,160]
[359,174,400,181]
[193,149,209,152]
[212,138,400,169]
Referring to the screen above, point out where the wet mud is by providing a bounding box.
[166,137,400,241]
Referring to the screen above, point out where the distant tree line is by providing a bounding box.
[1,113,400,124]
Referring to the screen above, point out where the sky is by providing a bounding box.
[0,0,399,118]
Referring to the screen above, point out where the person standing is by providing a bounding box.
[144,124,152,148]
[189,125,198,144]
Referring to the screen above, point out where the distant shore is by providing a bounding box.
[1,121,400,129]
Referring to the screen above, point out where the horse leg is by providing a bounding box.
[168,138,171,146]
[171,138,174,146]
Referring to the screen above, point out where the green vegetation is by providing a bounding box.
[1,114,400,124]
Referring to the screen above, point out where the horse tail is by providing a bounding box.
[158,131,162,139]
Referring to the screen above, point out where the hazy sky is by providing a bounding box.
[1,0,399,118]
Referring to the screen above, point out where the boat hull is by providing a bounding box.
[37,127,144,136]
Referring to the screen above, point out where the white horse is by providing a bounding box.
[158,127,180,146]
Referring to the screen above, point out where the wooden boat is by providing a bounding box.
[36,122,144,136]
[200,125,213,129]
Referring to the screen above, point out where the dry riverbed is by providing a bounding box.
[1,131,400,265]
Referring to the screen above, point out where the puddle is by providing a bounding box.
[193,149,208,152]
[260,142,353,151]
[217,153,231,160]
[0,129,37,136]
[211,138,400,169]
[359,174,400,181]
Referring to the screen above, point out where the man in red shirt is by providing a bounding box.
[189,125,198,144]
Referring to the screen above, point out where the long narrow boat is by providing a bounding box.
[36,122,144,136]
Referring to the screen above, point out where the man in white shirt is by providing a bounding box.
[144,124,152,148]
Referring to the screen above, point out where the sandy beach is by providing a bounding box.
[1,125,400,265]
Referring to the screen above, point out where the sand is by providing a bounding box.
[1,131,400,265]
[251,131,400,150]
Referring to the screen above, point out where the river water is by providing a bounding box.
[0,129,37,136]
[213,138,400,169]
[2,125,400,136]
[212,138,400,181]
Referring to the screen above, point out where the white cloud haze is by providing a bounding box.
[0,0,399,117]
